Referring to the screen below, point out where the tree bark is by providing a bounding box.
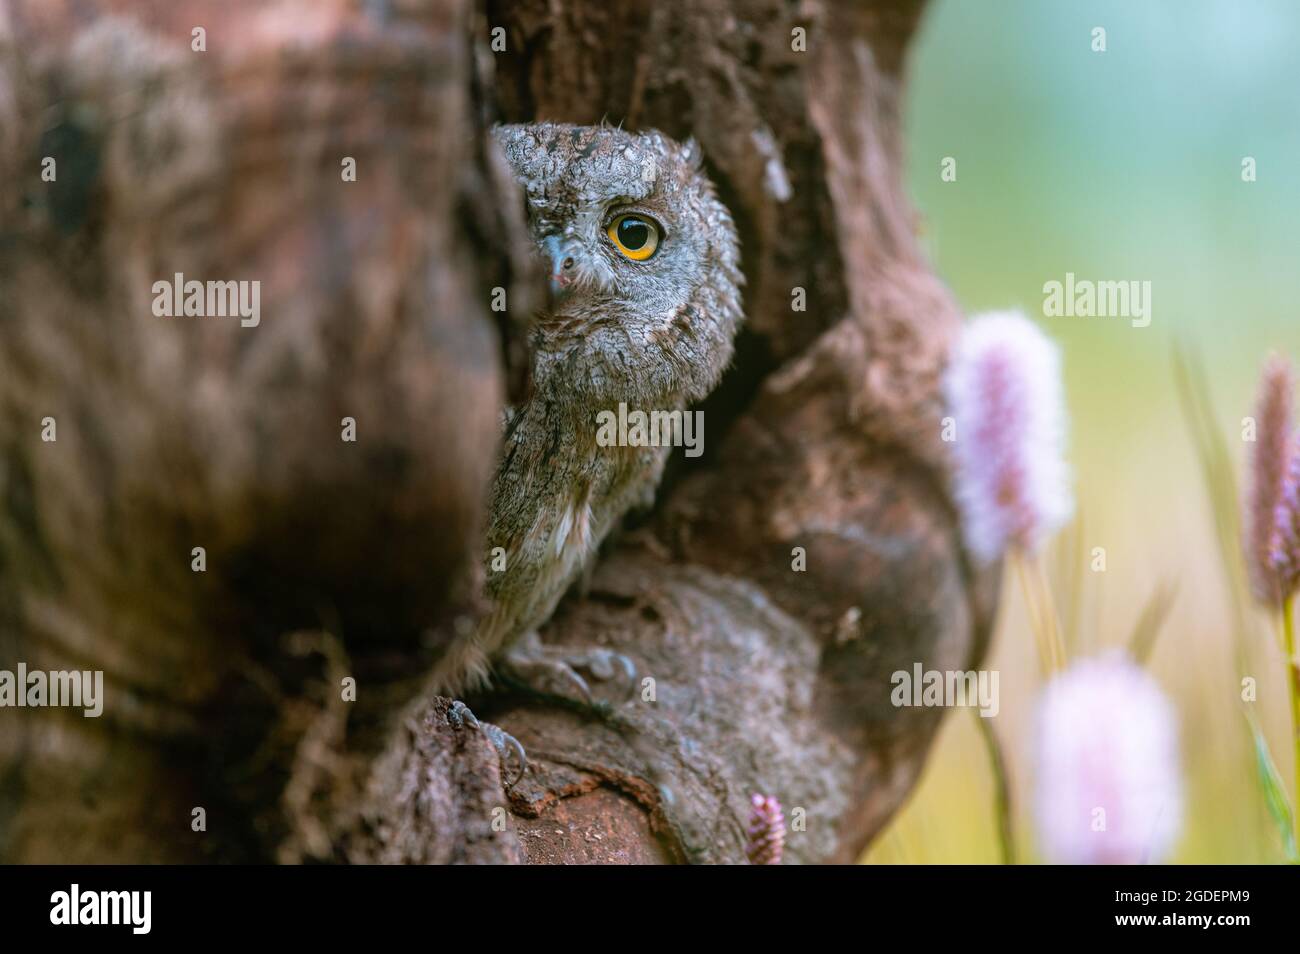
[0,0,998,864]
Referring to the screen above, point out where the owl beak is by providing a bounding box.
[542,235,578,303]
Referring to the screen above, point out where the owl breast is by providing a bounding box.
[479,435,669,661]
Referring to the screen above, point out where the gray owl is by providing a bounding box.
[432,122,743,719]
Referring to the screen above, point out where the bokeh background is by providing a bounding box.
[865,0,1300,863]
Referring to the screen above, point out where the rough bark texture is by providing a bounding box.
[0,0,998,864]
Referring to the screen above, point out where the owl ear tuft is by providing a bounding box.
[679,136,704,171]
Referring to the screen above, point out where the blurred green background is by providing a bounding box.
[865,0,1300,863]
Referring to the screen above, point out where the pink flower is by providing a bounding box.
[1033,653,1183,864]
[746,793,784,865]
[1247,355,1298,604]
[945,311,1073,561]
[1268,439,1300,599]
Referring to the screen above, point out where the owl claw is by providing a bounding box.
[498,650,594,704]
[498,634,638,707]
[580,648,638,692]
[447,701,527,788]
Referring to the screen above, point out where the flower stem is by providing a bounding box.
[974,709,1016,864]
[1030,556,1067,671]
[1013,550,1065,675]
[1012,552,1048,675]
[1284,595,1300,847]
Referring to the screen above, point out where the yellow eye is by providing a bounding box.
[606,214,660,261]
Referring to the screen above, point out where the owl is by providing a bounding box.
[431,122,744,706]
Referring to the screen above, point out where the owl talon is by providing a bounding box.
[447,699,480,730]
[578,648,638,698]
[447,701,527,788]
[498,650,594,705]
[497,634,636,707]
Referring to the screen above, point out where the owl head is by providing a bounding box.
[492,122,743,407]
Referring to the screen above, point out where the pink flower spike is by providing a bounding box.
[1246,355,1296,605]
[746,793,784,865]
[1268,435,1300,600]
[1033,653,1183,864]
[945,310,1073,562]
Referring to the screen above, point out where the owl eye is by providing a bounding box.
[606,214,661,261]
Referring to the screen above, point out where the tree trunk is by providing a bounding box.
[0,0,998,864]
